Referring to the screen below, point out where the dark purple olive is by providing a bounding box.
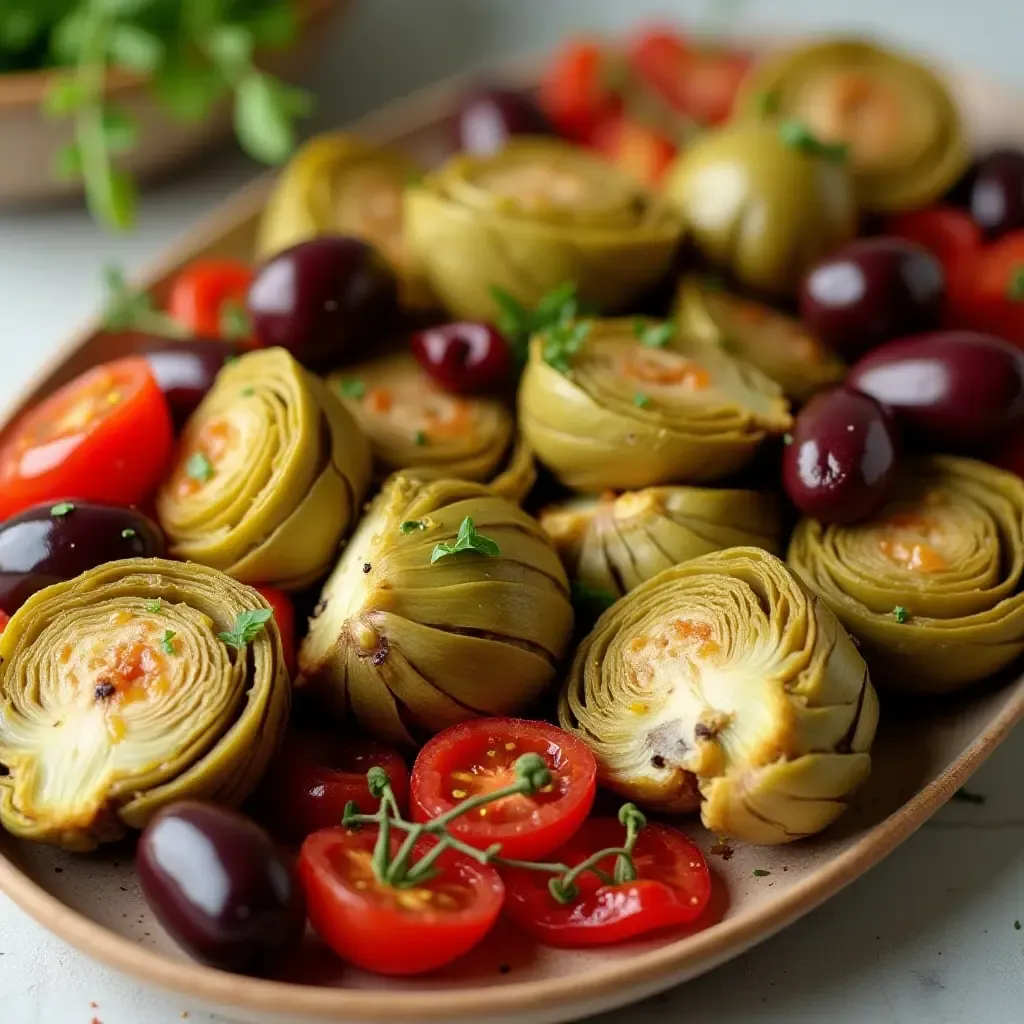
[968,149,1024,240]
[138,802,305,975]
[847,330,1024,444]
[410,321,513,393]
[783,387,899,524]
[247,236,399,369]
[0,502,164,614]
[142,339,237,429]
[799,238,944,357]
[450,86,553,154]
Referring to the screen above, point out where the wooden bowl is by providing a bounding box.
[0,0,345,206]
[2,40,1024,1024]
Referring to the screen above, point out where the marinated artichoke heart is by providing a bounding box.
[674,276,846,401]
[518,317,792,491]
[788,455,1024,693]
[662,121,858,297]
[298,475,573,745]
[256,132,434,309]
[736,39,968,212]
[0,558,288,851]
[559,547,877,844]
[541,487,781,599]
[328,351,534,502]
[404,138,683,321]
[157,348,371,590]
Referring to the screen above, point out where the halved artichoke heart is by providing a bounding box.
[298,475,573,746]
[674,276,846,402]
[404,138,683,321]
[328,351,535,503]
[559,547,877,844]
[157,348,371,590]
[788,456,1024,693]
[0,558,288,851]
[518,318,792,491]
[735,39,968,212]
[256,132,434,309]
[541,486,782,599]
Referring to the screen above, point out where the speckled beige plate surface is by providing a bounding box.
[1,41,1023,1024]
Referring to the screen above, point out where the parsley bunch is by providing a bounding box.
[3,0,314,230]
[490,282,588,367]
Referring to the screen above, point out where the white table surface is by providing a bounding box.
[2,2,1024,1021]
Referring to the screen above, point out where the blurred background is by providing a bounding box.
[0,0,1014,378]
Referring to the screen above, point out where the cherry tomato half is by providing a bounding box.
[591,115,677,187]
[0,611,9,633]
[258,731,409,843]
[166,259,254,344]
[0,357,174,522]
[410,718,596,862]
[253,586,296,676]
[539,39,621,142]
[953,233,1024,345]
[502,819,711,948]
[299,826,504,975]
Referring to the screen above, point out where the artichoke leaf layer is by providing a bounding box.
[788,455,1024,692]
[0,558,289,851]
[560,547,877,844]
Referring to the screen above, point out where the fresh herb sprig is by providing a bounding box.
[431,517,501,564]
[633,318,677,349]
[342,757,648,901]
[541,319,593,375]
[36,0,313,231]
[491,282,586,367]
[217,608,273,649]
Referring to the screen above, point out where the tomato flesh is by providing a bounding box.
[253,586,296,676]
[410,718,596,862]
[503,819,712,948]
[299,827,504,975]
[166,259,254,342]
[0,357,173,522]
[591,116,677,187]
[540,39,621,142]
[257,731,409,843]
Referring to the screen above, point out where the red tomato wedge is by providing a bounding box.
[0,357,173,522]
[410,719,597,862]
[258,732,409,843]
[253,585,296,676]
[591,115,677,187]
[502,819,712,948]
[166,259,254,343]
[629,30,750,126]
[299,826,504,975]
[0,611,8,632]
[539,39,621,142]
[952,233,1024,345]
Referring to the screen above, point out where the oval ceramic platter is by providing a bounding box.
[2,39,1024,1024]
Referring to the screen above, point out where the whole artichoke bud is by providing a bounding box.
[560,547,878,844]
[789,455,1024,692]
[540,486,782,599]
[404,138,683,320]
[157,348,371,590]
[298,475,573,745]
[0,558,289,851]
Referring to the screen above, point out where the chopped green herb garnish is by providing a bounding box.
[633,392,652,409]
[431,517,501,564]
[121,528,136,539]
[491,281,582,366]
[223,354,240,367]
[144,599,162,613]
[778,120,848,163]
[413,430,427,446]
[636,319,677,349]
[339,378,366,399]
[892,605,908,624]
[541,319,592,375]
[952,788,987,804]
[185,451,215,483]
[101,265,188,336]
[753,868,771,877]
[217,608,274,649]
[782,433,794,446]
[219,300,251,340]
[240,386,255,397]
[400,520,427,534]
[50,502,75,517]
[160,630,176,655]
[1006,266,1024,302]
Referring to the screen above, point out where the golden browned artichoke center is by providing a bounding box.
[358,381,479,443]
[478,161,590,209]
[610,344,712,394]
[709,293,825,364]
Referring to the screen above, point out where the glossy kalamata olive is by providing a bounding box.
[847,331,1024,444]
[799,238,944,357]
[968,149,1024,240]
[409,321,514,393]
[0,502,164,614]
[247,236,399,369]
[783,387,899,524]
[142,339,237,429]
[450,86,553,154]
[137,802,305,975]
